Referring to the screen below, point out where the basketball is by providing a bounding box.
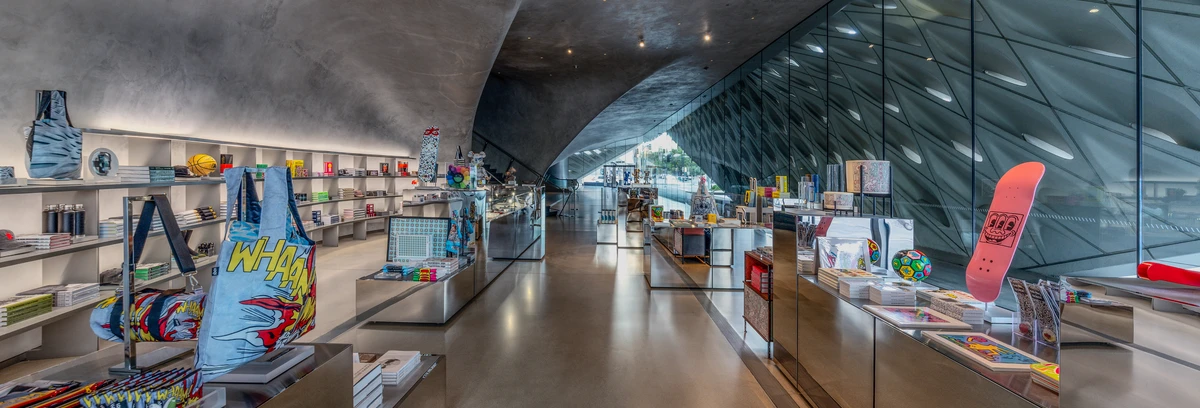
[187,154,217,176]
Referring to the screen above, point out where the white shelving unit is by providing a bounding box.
[0,129,419,364]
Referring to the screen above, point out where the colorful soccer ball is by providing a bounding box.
[891,249,931,282]
[867,239,881,263]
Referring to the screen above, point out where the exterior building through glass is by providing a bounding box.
[639,0,1200,301]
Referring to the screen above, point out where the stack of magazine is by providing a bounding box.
[0,294,54,327]
[17,283,100,307]
[352,360,384,408]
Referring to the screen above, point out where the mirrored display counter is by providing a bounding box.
[772,211,1057,408]
[359,186,543,324]
[5,342,353,408]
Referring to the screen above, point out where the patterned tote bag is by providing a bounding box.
[195,167,316,382]
[26,90,83,179]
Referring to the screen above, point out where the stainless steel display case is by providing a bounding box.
[358,186,544,325]
[7,342,353,408]
[772,211,1056,408]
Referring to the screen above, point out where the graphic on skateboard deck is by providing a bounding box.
[967,162,1046,303]
[1138,262,1200,287]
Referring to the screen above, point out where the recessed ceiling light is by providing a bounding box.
[1089,8,1099,13]
[527,37,531,40]
[925,87,953,102]
[983,70,1028,87]
[1022,133,1074,160]
[567,48,573,55]
[704,33,712,41]
[902,146,922,164]
[639,36,645,48]
[952,140,983,162]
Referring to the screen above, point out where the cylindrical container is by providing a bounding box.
[73,204,86,236]
[845,160,891,195]
[825,164,844,192]
[823,192,855,211]
[60,204,77,236]
[43,205,58,233]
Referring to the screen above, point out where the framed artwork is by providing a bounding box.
[865,306,971,330]
[922,332,1047,371]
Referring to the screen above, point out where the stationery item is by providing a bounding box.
[220,154,234,174]
[25,90,83,180]
[0,166,14,185]
[922,332,1046,371]
[966,162,1045,302]
[1028,283,1060,345]
[817,268,879,289]
[868,282,917,305]
[1030,363,1060,393]
[865,305,973,329]
[931,297,985,325]
[1008,278,1038,339]
[417,127,440,183]
[0,294,53,327]
[845,160,890,194]
[376,350,422,385]
[822,191,854,210]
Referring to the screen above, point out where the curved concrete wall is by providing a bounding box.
[0,0,520,176]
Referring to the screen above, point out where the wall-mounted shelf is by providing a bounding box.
[296,195,404,208]
[0,256,216,344]
[82,128,416,160]
[0,218,225,269]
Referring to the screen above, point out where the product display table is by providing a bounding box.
[382,354,446,408]
[8,342,353,408]
[776,274,1058,408]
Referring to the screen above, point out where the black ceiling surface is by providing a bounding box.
[472,0,830,174]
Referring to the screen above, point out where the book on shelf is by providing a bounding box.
[375,350,421,386]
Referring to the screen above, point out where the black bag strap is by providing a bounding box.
[107,296,125,340]
[146,291,174,340]
[129,195,196,277]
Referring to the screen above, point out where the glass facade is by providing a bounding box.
[639,0,1200,298]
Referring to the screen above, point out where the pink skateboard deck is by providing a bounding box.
[966,162,1046,303]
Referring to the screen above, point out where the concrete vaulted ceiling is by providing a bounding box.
[472,0,829,177]
[0,0,520,163]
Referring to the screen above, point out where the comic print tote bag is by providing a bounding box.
[195,167,316,382]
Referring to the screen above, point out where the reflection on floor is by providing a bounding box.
[325,187,806,407]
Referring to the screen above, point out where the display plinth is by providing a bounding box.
[212,346,316,383]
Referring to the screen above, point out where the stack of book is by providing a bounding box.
[177,209,203,227]
[118,166,176,183]
[14,234,72,250]
[377,350,421,385]
[365,190,388,197]
[931,297,985,325]
[354,168,366,177]
[920,290,986,308]
[314,192,331,202]
[0,294,54,327]
[18,283,101,307]
[1030,363,1059,393]
[817,268,880,289]
[352,361,384,408]
[99,219,123,238]
[354,208,367,219]
[342,209,357,221]
[339,188,358,199]
[135,262,171,281]
[312,210,324,227]
[868,283,917,305]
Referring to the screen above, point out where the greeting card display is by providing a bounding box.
[922,332,1046,371]
[817,237,868,269]
[864,305,972,330]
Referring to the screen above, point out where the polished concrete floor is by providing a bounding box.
[315,187,806,407]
